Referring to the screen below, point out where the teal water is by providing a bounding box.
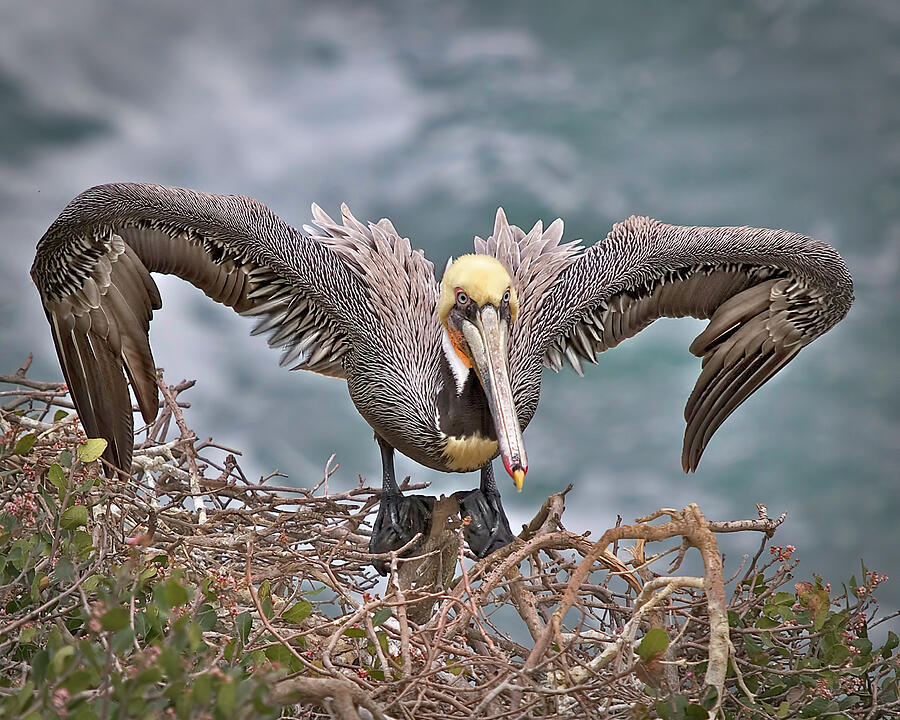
[0,1,897,610]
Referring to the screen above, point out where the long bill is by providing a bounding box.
[462,305,528,490]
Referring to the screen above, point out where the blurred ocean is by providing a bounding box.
[0,1,897,610]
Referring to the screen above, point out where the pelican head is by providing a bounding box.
[439,255,528,490]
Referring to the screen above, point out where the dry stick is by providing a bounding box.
[364,609,391,678]
[244,541,321,671]
[0,367,65,393]
[425,486,638,652]
[455,526,499,656]
[435,528,637,651]
[522,504,732,718]
[155,373,206,524]
[727,638,756,704]
[312,453,339,495]
[389,554,413,679]
[592,576,704,674]
[244,542,391,720]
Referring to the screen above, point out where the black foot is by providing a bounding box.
[452,487,515,558]
[369,492,435,576]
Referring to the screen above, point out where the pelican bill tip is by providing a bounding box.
[513,469,525,492]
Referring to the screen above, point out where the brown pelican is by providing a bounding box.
[31,184,853,569]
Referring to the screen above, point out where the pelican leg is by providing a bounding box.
[368,436,434,575]
[453,463,515,558]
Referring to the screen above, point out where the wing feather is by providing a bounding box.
[32,183,362,474]
[535,216,853,471]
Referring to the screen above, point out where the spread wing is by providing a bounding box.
[534,216,854,471]
[31,183,365,474]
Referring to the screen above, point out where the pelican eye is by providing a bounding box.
[503,289,510,303]
[456,290,469,306]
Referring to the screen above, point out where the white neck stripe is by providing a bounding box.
[441,329,469,395]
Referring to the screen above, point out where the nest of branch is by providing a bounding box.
[1,356,895,720]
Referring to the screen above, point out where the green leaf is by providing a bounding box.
[637,628,669,662]
[14,433,37,455]
[881,631,899,658]
[16,680,35,713]
[101,607,130,631]
[823,644,851,666]
[76,476,95,493]
[700,684,717,710]
[759,683,787,699]
[236,611,252,644]
[775,605,795,621]
[188,621,203,651]
[216,679,237,715]
[82,573,103,592]
[58,450,73,468]
[264,644,292,665]
[258,579,270,601]
[137,666,162,686]
[31,572,48,602]
[247,649,266,669]
[343,627,366,638]
[656,696,687,720]
[76,438,107,463]
[881,675,899,702]
[683,704,708,720]
[139,565,157,582]
[282,599,312,624]
[372,607,392,627]
[73,530,94,554]
[60,505,88,529]
[48,463,67,491]
[158,646,181,676]
[53,557,75,583]
[31,650,49,684]
[156,579,189,610]
[193,672,212,705]
[197,603,217,631]
[799,698,830,717]
[112,627,134,653]
[52,645,75,675]
[53,409,69,422]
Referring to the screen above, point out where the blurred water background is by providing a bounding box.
[0,1,897,611]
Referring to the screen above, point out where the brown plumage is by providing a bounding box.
[31,183,853,566]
